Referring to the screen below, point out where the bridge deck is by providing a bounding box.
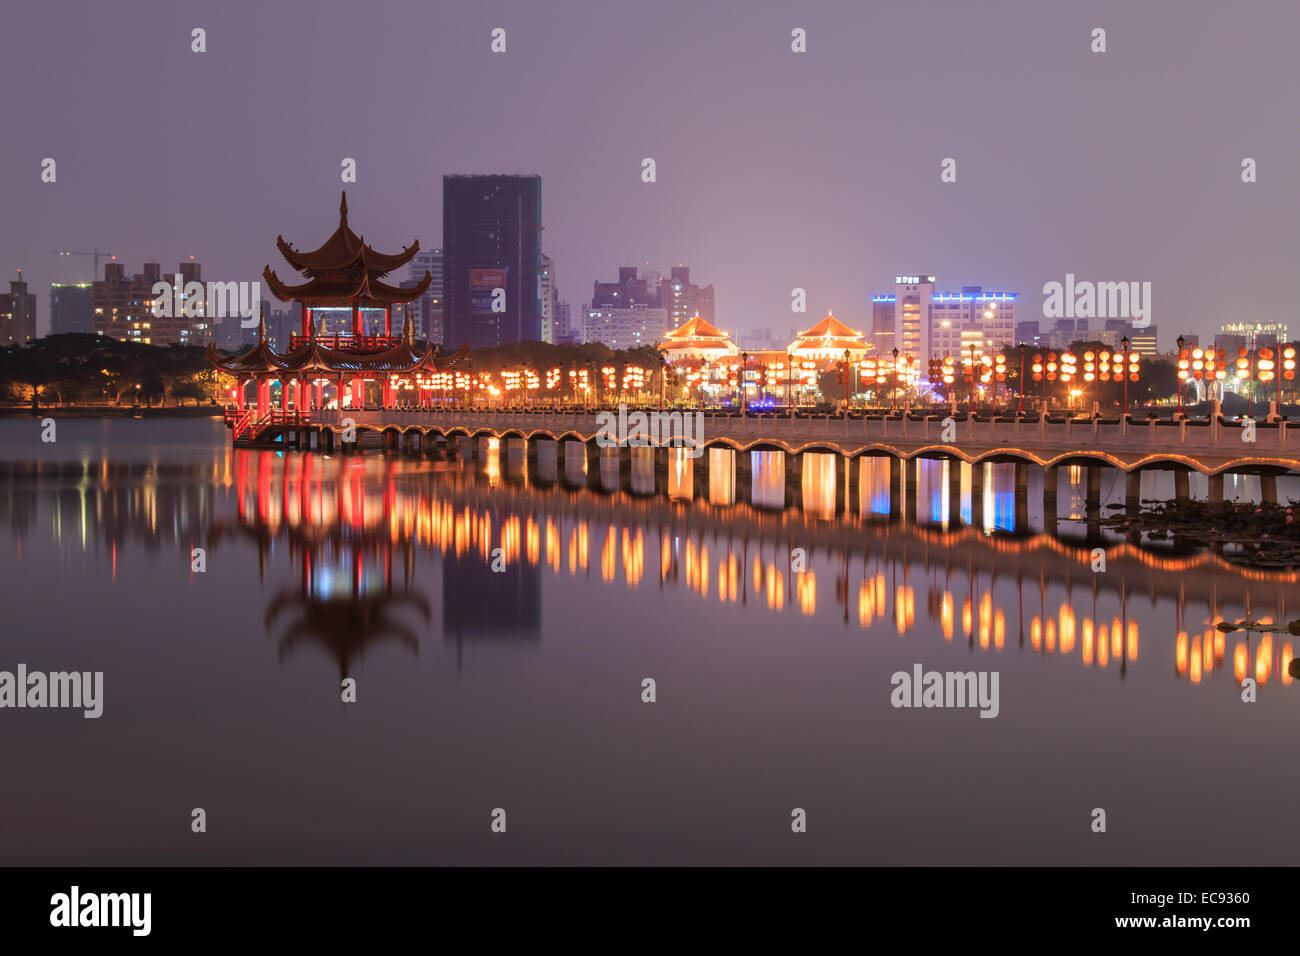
[294,409,1300,475]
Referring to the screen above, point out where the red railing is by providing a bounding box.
[289,334,403,353]
[224,407,309,441]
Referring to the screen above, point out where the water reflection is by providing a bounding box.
[2,441,1297,691]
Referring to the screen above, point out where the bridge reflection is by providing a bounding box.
[4,447,1292,687]
[212,445,1296,689]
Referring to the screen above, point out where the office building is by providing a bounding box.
[583,303,669,350]
[51,282,94,335]
[443,175,542,348]
[0,275,37,345]
[592,266,661,309]
[539,254,557,344]
[662,266,714,329]
[94,261,209,346]
[872,276,1016,363]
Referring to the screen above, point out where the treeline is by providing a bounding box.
[0,335,670,409]
[0,334,224,408]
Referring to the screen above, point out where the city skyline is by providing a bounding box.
[4,0,1297,349]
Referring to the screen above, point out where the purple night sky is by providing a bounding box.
[3,0,1298,346]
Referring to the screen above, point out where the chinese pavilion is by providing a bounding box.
[208,192,469,441]
[657,313,739,364]
[788,312,872,362]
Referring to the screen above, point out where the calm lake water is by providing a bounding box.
[0,417,1296,865]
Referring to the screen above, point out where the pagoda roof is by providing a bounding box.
[266,588,429,682]
[794,313,865,340]
[664,314,729,340]
[206,338,470,376]
[262,265,433,307]
[659,315,739,353]
[274,191,420,276]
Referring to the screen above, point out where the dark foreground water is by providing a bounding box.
[0,417,1296,865]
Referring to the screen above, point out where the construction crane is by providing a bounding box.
[51,249,119,282]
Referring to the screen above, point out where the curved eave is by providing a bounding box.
[275,232,420,277]
[262,267,431,306]
[206,342,285,374]
[790,338,868,351]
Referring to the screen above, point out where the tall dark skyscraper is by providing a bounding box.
[443,175,542,349]
[50,282,94,334]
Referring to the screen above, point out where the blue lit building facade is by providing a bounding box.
[871,275,1017,365]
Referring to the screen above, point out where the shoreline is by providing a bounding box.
[0,406,223,419]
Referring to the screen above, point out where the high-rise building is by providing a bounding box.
[582,304,669,350]
[93,261,210,346]
[1127,325,1159,356]
[592,266,661,309]
[553,301,575,344]
[0,275,37,345]
[539,254,556,344]
[872,276,1016,364]
[443,175,542,348]
[872,274,934,362]
[51,282,94,335]
[406,248,444,344]
[662,266,714,330]
[1015,320,1042,347]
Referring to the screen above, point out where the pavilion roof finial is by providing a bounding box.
[340,190,348,223]
[257,306,266,345]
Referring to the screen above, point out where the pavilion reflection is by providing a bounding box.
[212,449,541,676]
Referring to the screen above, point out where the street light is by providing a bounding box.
[780,348,790,413]
[741,351,750,412]
[891,347,900,413]
[1120,335,1130,416]
[967,343,977,415]
[1018,343,1026,416]
[1175,335,1187,418]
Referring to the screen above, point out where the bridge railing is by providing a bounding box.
[306,407,1291,456]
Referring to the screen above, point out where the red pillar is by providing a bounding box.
[235,379,245,411]
[352,302,361,338]
[302,305,311,339]
[385,305,392,337]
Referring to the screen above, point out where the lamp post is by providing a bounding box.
[741,351,750,412]
[890,347,899,413]
[1018,343,1026,416]
[787,352,794,415]
[967,343,976,415]
[1120,335,1130,416]
[1175,335,1186,418]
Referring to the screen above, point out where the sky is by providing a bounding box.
[3,0,1299,348]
